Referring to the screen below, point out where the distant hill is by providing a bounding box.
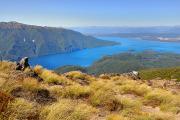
[72,26,180,35]
[55,51,180,75]
[0,22,117,61]
[72,26,180,42]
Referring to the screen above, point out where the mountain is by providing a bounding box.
[0,61,180,120]
[0,22,117,61]
[55,51,180,75]
[72,26,180,42]
[72,26,180,35]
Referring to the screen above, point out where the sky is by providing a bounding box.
[0,0,180,27]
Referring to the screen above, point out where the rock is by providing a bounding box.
[132,71,139,76]
[99,74,110,79]
[122,71,140,80]
[16,57,30,71]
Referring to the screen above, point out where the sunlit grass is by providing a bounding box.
[4,98,39,120]
[40,99,97,120]
[62,83,91,99]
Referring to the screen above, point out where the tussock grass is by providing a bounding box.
[144,89,174,107]
[89,80,119,110]
[0,61,15,72]
[1,61,180,120]
[22,77,40,91]
[33,65,43,75]
[119,82,151,96]
[62,84,91,99]
[160,95,180,114]
[66,71,86,79]
[107,114,127,120]
[4,98,39,120]
[34,66,72,85]
[40,99,97,120]
[65,71,96,83]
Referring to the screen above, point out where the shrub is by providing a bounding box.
[40,99,97,120]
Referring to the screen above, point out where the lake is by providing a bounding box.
[29,37,180,69]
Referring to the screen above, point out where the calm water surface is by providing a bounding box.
[29,37,180,69]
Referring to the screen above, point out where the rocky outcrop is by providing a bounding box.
[16,57,30,71]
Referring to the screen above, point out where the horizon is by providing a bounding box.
[0,21,180,28]
[0,0,180,27]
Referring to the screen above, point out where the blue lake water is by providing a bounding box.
[29,37,180,69]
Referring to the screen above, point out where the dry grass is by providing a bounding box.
[62,83,91,99]
[22,77,40,91]
[1,61,180,120]
[107,114,128,120]
[3,98,39,120]
[40,99,97,120]
[144,89,174,107]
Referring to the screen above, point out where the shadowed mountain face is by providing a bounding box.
[0,22,117,61]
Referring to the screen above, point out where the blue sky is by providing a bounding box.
[0,0,180,27]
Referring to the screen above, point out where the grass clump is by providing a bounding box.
[160,95,180,114]
[119,81,151,96]
[33,65,43,75]
[65,71,96,84]
[40,99,97,120]
[62,84,91,99]
[4,98,39,120]
[22,77,40,91]
[89,80,120,110]
[65,71,86,80]
[0,61,15,72]
[34,66,71,85]
[144,89,174,107]
[107,114,127,120]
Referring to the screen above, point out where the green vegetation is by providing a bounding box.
[56,51,180,76]
[0,61,180,120]
[0,22,117,60]
[139,67,180,81]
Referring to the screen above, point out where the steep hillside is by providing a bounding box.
[0,61,180,120]
[0,22,117,61]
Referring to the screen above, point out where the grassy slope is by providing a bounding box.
[1,61,180,120]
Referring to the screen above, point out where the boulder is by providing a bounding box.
[16,57,30,71]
